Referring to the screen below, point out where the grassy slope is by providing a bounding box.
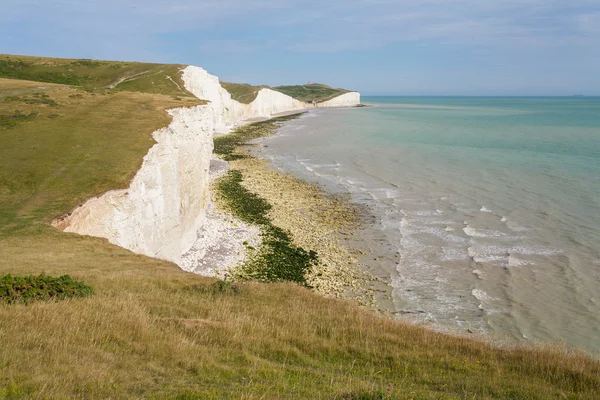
[221,82,267,104]
[0,79,200,234]
[0,54,194,97]
[0,56,599,398]
[273,83,349,103]
[221,81,351,104]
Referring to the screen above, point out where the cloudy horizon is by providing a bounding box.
[2,0,599,95]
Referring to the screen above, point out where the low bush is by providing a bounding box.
[0,110,38,130]
[0,274,93,304]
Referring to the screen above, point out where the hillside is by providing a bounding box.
[0,54,195,97]
[221,82,267,104]
[220,81,352,104]
[273,83,350,103]
[0,55,599,398]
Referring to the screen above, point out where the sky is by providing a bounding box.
[2,0,599,95]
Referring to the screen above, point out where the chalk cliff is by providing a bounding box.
[318,92,361,108]
[56,105,214,265]
[56,65,360,270]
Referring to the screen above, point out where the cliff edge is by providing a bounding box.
[55,65,360,270]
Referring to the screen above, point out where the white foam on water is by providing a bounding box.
[501,216,508,222]
[410,218,456,226]
[411,210,443,216]
[506,221,533,232]
[468,245,511,266]
[480,206,492,213]
[441,246,470,261]
[511,245,563,256]
[445,226,455,232]
[508,256,535,267]
[463,226,523,240]
[472,289,497,302]
[386,189,401,199]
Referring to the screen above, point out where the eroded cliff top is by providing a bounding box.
[221,81,353,104]
[0,54,195,97]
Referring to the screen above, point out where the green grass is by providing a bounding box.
[221,82,267,104]
[0,274,93,304]
[0,54,194,97]
[273,83,350,103]
[222,81,352,104]
[0,109,39,130]
[0,78,201,235]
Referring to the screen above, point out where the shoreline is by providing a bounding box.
[224,109,518,345]
[211,113,382,306]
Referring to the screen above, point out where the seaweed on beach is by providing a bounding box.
[214,113,319,285]
[213,113,304,161]
[216,169,318,285]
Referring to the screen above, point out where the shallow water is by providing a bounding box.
[254,97,600,353]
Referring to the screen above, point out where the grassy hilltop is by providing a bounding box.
[0,54,599,398]
[221,81,350,104]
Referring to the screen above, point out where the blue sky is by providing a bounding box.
[2,0,599,95]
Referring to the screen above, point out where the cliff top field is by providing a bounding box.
[273,83,350,103]
[0,54,195,97]
[221,81,351,104]
[221,82,269,104]
[0,55,599,398]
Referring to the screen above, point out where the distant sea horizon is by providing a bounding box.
[361,95,600,98]
[257,95,600,353]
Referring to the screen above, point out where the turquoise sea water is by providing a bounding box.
[256,97,600,353]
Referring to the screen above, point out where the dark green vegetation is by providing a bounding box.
[4,92,58,106]
[0,274,93,304]
[274,83,349,102]
[221,81,351,104]
[221,82,267,104]
[1,55,599,398]
[213,113,302,161]
[0,109,38,129]
[0,54,194,97]
[214,114,318,285]
[0,92,59,129]
[217,170,318,285]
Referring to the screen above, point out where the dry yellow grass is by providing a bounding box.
[2,234,599,399]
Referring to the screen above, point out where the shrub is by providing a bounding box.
[0,274,94,304]
[0,110,38,130]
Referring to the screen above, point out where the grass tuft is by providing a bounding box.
[0,274,93,304]
[184,280,242,296]
[0,109,38,130]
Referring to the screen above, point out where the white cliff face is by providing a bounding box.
[56,65,360,272]
[318,92,360,108]
[182,66,309,133]
[56,105,214,265]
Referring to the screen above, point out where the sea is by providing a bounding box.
[254,96,600,353]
